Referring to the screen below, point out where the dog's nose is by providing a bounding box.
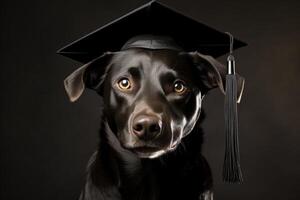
[132,115,162,140]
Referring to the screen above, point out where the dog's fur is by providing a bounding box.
[64,48,244,200]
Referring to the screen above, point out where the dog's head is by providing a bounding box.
[64,41,244,159]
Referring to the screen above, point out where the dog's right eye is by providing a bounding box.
[117,78,132,91]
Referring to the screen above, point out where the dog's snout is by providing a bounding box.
[132,115,162,140]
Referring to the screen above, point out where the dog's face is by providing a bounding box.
[101,49,203,158]
[64,48,244,159]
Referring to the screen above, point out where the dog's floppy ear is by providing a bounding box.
[64,52,114,102]
[187,51,245,103]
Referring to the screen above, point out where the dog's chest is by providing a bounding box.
[118,159,203,200]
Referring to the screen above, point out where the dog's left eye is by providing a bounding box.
[117,78,132,91]
[173,80,188,95]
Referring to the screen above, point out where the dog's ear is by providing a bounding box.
[64,52,114,102]
[187,51,245,103]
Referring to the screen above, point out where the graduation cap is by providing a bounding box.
[58,0,246,183]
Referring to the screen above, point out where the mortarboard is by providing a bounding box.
[57,0,246,63]
[58,0,246,183]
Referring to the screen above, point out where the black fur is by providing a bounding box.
[64,49,227,200]
[80,113,212,200]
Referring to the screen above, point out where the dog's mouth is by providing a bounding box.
[125,145,165,158]
[132,146,159,153]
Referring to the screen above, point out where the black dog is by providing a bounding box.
[64,36,244,200]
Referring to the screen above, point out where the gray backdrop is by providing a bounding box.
[0,0,299,199]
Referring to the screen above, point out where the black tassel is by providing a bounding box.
[223,33,243,183]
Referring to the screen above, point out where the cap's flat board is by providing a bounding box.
[57,1,247,63]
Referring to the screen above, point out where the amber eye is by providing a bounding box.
[173,80,187,94]
[117,78,132,91]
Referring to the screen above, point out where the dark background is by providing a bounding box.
[1,0,299,199]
